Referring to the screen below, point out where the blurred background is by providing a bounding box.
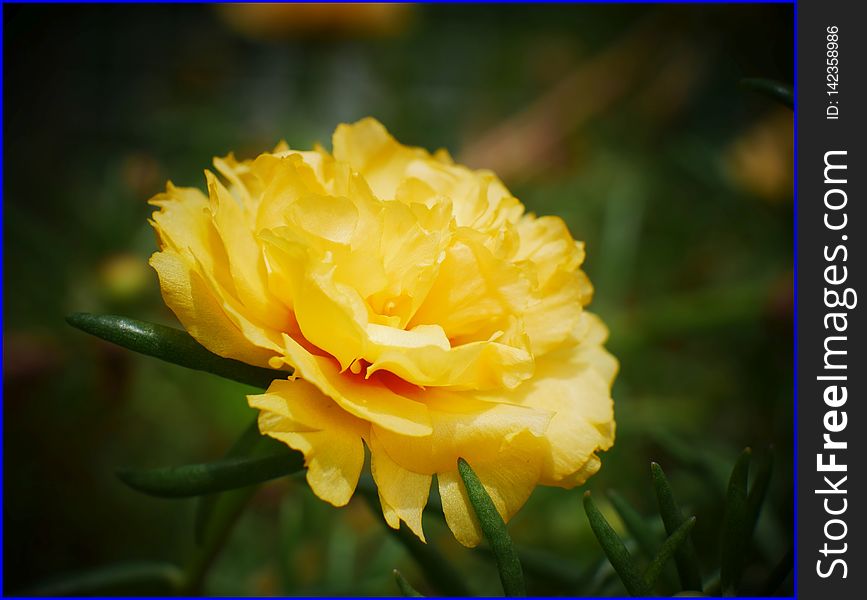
[3,3,793,596]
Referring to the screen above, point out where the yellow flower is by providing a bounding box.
[149,118,617,547]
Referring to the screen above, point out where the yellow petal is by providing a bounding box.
[333,117,428,200]
[514,215,583,286]
[264,228,533,391]
[409,230,532,344]
[372,390,550,475]
[272,333,433,437]
[404,160,523,231]
[437,430,544,548]
[437,470,482,547]
[212,153,262,214]
[206,170,291,333]
[249,379,368,507]
[481,313,617,487]
[149,182,237,297]
[369,428,432,541]
[149,250,278,368]
[521,270,590,355]
[364,322,534,391]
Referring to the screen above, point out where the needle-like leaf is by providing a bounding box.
[583,491,650,597]
[745,448,773,539]
[67,313,288,389]
[117,448,303,498]
[651,462,703,592]
[720,448,751,595]
[394,569,425,597]
[458,458,526,597]
[644,516,697,588]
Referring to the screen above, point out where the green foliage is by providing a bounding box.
[394,570,425,597]
[582,450,788,597]
[194,419,268,544]
[607,489,661,560]
[67,313,287,389]
[645,517,697,588]
[652,462,704,591]
[116,450,303,498]
[48,313,792,596]
[583,492,651,596]
[720,448,752,594]
[458,458,527,597]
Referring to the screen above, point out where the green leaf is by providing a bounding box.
[607,489,660,559]
[358,489,471,597]
[583,491,650,597]
[394,569,425,597]
[645,516,697,588]
[651,462,703,592]
[740,78,794,109]
[24,561,184,596]
[117,447,304,498]
[183,424,290,594]
[458,458,526,597]
[66,312,287,389]
[720,448,751,595]
[745,447,773,538]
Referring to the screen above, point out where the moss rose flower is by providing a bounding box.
[149,118,617,546]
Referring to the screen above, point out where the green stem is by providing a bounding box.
[181,485,259,594]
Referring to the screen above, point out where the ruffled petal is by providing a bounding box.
[409,229,533,345]
[149,183,237,296]
[249,379,368,507]
[369,428,432,541]
[521,269,591,355]
[262,228,534,391]
[437,430,544,547]
[149,250,279,368]
[332,117,429,200]
[270,333,434,437]
[371,390,550,476]
[480,312,617,487]
[206,170,291,332]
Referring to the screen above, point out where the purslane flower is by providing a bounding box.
[149,118,617,546]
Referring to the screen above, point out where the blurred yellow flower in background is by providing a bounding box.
[148,118,617,547]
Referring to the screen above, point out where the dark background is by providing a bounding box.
[4,4,793,596]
